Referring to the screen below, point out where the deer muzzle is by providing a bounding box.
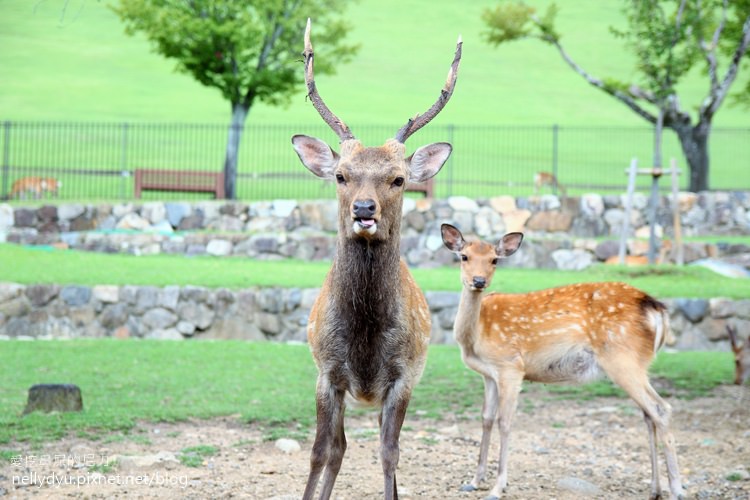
[352,199,378,236]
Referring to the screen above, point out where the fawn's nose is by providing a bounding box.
[472,277,487,289]
[353,199,377,219]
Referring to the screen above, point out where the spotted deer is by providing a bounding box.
[727,325,750,386]
[441,223,685,500]
[291,20,461,500]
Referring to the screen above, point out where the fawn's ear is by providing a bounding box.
[441,223,465,252]
[497,232,523,258]
[291,135,340,180]
[408,143,452,183]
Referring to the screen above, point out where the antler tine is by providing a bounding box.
[304,18,355,142]
[395,35,463,144]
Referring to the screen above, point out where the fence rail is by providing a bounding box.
[1,121,748,201]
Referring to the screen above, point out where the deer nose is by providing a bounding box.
[472,277,486,289]
[353,199,376,219]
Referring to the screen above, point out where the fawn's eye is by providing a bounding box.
[461,254,468,262]
[491,258,498,266]
[392,177,405,187]
[335,174,346,185]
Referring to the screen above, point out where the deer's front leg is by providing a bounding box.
[379,381,411,500]
[303,374,346,500]
[462,375,498,492]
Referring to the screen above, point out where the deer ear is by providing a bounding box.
[441,223,465,252]
[497,232,523,258]
[292,135,340,179]
[408,143,452,183]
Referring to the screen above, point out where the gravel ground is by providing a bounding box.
[2,385,748,499]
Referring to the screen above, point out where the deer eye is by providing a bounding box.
[335,174,346,185]
[460,254,468,262]
[491,258,498,266]
[392,176,405,187]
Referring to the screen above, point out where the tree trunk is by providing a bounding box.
[223,103,249,200]
[672,122,710,192]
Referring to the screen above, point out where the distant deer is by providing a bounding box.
[533,171,566,197]
[441,223,685,500]
[727,324,750,386]
[291,20,461,500]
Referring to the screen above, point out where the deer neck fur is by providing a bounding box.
[454,287,485,347]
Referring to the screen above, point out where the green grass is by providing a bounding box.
[0,341,735,445]
[2,0,747,128]
[178,445,218,467]
[2,242,750,298]
[1,0,748,198]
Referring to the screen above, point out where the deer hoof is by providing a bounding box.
[483,495,500,500]
[459,484,477,492]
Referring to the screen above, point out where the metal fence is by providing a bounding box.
[1,121,748,201]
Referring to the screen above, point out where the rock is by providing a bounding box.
[92,285,119,304]
[551,249,593,271]
[58,204,86,221]
[675,298,709,323]
[556,476,601,496]
[594,240,620,261]
[23,384,83,414]
[502,209,532,233]
[116,213,151,231]
[25,284,60,307]
[0,204,13,231]
[142,308,179,330]
[275,438,301,454]
[206,239,233,256]
[448,196,479,212]
[60,286,92,307]
[117,451,180,470]
[690,259,750,278]
[165,202,192,228]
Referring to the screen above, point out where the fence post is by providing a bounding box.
[120,122,129,200]
[1,121,11,200]
[551,123,559,195]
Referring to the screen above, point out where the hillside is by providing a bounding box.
[1,0,748,128]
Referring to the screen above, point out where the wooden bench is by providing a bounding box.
[134,169,225,199]
[405,177,435,198]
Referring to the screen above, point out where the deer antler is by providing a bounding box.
[394,35,463,144]
[303,19,355,143]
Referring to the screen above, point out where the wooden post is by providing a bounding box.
[670,158,684,265]
[618,158,639,265]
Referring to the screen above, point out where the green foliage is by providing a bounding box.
[110,0,358,107]
[482,2,536,46]
[610,0,706,100]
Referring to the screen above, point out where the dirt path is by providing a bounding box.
[2,386,749,499]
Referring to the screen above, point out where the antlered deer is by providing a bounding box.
[291,20,461,500]
[441,223,685,500]
[727,324,750,386]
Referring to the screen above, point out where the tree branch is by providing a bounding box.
[546,38,658,124]
[700,10,750,120]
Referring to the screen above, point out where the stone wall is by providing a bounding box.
[2,191,749,271]
[1,282,748,351]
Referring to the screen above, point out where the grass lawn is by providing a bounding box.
[2,243,750,298]
[0,341,735,447]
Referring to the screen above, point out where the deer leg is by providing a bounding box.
[380,382,411,500]
[603,360,685,500]
[462,375,498,492]
[643,410,662,499]
[488,373,523,500]
[303,377,346,500]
